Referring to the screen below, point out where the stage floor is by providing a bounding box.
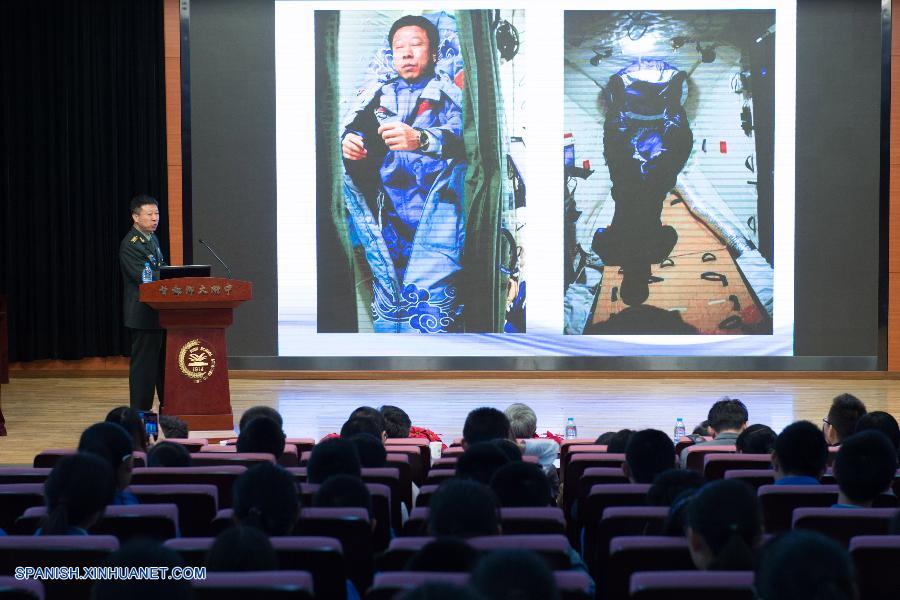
[1,376,900,465]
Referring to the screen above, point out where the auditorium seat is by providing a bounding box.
[792,508,899,546]
[17,504,179,541]
[629,570,754,599]
[585,506,669,581]
[683,445,736,472]
[0,484,44,532]
[385,453,413,508]
[575,468,630,524]
[442,446,464,457]
[579,484,652,552]
[849,535,900,600]
[703,453,772,480]
[423,468,455,486]
[723,469,775,489]
[365,572,468,600]
[415,484,439,507]
[162,438,208,453]
[130,466,245,508]
[0,468,50,485]
[192,571,314,600]
[128,484,218,537]
[562,445,609,471]
[198,444,300,468]
[32,450,146,469]
[385,444,428,486]
[285,438,316,455]
[189,452,275,468]
[402,506,566,537]
[758,485,840,532]
[296,481,392,547]
[361,467,405,524]
[563,454,627,520]
[167,536,346,600]
[293,507,374,593]
[431,457,458,469]
[0,576,44,599]
[602,536,695,600]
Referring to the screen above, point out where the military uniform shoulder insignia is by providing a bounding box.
[130,236,139,243]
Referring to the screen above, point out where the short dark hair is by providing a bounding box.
[239,406,284,432]
[707,398,749,432]
[646,468,705,507]
[456,442,512,485]
[471,549,560,600]
[78,422,133,474]
[130,193,158,215]
[755,531,856,600]
[159,415,189,439]
[833,430,898,504]
[388,15,439,54]
[205,525,277,572]
[92,539,191,600]
[41,453,116,535]
[595,432,616,445]
[855,411,900,450]
[773,421,828,479]
[347,433,387,468]
[693,420,711,437]
[147,441,192,468]
[350,406,385,436]
[827,393,867,443]
[341,416,383,440]
[686,480,761,570]
[237,416,286,458]
[105,406,148,452]
[736,424,777,454]
[428,479,500,537]
[463,407,511,446]
[607,429,635,454]
[314,474,373,518]
[405,538,480,573]
[490,461,552,507]
[625,429,675,484]
[380,405,412,438]
[307,438,361,484]
[232,463,299,536]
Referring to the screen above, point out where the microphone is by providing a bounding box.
[198,238,233,280]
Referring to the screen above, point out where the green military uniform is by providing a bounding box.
[119,226,167,411]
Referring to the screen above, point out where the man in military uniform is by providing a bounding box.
[119,194,166,411]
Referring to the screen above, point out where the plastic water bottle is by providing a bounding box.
[565,417,577,440]
[674,417,686,444]
[141,262,153,283]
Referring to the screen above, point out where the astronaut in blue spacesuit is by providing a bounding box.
[341,15,466,333]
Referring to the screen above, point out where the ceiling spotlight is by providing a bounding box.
[696,42,716,63]
[590,47,613,66]
[670,36,689,50]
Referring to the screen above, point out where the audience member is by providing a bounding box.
[91,539,192,600]
[401,583,486,600]
[855,410,900,454]
[146,441,192,468]
[105,406,148,452]
[490,461,552,507]
[624,429,676,483]
[78,422,138,505]
[428,479,500,537]
[595,431,616,445]
[341,417,384,443]
[891,510,900,535]
[772,420,828,484]
[470,549,560,600]
[205,525,278,572]
[232,462,299,535]
[755,531,857,600]
[405,537,480,572]
[40,453,115,535]
[314,473,374,518]
[662,489,697,536]
[462,407,511,448]
[239,405,284,432]
[159,415,188,439]
[685,479,761,570]
[380,405,412,438]
[348,433,387,468]
[492,438,523,462]
[503,403,558,493]
[307,437,362,484]
[236,415,286,458]
[456,442,512,485]
[646,468,704,507]
[680,398,748,465]
[349,406,387,441]
[833,430,898,508]
[735,423,776,454]
[606,429,635,453]
[692,420,711,438]
[823,393,867,446]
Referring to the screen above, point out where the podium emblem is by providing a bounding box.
[177,338,217,383]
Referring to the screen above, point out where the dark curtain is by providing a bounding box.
[0,0,168,362]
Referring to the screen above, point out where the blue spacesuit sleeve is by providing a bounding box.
[419,92,464,160]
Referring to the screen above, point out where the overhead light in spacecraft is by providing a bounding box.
[619,32,660,56]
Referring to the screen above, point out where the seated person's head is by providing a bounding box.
[772,421,828,481]
[855,410,900,452]
[239,405,284,432]
[470,549,560,600]
[41,453,116,535]
[685,480,762,570]
[78,422,135,491]
[314,473,373,519]
[647,468,705,507]
[736,424,777,454]
[92,539,192,600]
[833,430,898,507]
[504,403,537,439]
[492,438,523,462]
[405,537,480,572]
[147,441,192,468]
[236,415,286,458]
[380,405,412,439]
[663,488,697,536]
[350,406,386,441]
[462,407,511,448]
[232,462,299,536]
[595,431,616,445]
[341,416,384,442]
[706,398,749,436]
[624,429,675,483]
[693,420,711,437]
[205,525,277,572]
[490,461,552,507]
[307,438,361,484]
[607,429,635,454]
[105,406,148,452]
[755,531,857,600]
[824,393,867,445]
[456,442,512,485]
[428,479,500,537]
[159,415,189,440]
[348,433,387,468]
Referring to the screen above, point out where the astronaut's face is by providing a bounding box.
[392,25,435,82]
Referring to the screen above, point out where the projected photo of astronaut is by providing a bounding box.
[564,10,776,336]
[315,9,526,334]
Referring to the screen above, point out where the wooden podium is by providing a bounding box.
[140,278,251,431]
